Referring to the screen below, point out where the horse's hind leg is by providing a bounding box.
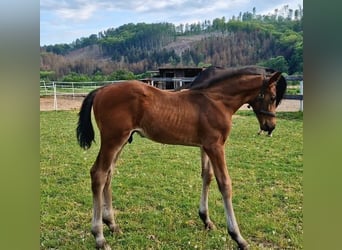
[198,148,215,230]
[102,149,123,234]
[203,143,248,250]
[90,155,110,249]
[90,138,126,249]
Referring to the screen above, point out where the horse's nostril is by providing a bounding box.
[267,124,275,132]
[262,123,275,132]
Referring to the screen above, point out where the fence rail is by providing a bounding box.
[40,80,122,97]
[40,76,303,111]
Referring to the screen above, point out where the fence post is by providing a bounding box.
[299,80,303,111]
[53,82,57,111]
[72,82,75,98]
[43,80,47,95]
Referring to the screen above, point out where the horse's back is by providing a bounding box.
[93,80,156,108]
[95,80,152,98]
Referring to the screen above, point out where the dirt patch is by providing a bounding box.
[40,95,302,112]
[40,96,85,111]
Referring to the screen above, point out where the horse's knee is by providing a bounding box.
[202,171,214,185]
[216,178,232,197]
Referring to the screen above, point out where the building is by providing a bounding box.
[146,67,204,90]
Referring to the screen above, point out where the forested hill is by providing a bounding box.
[40,5,303,81]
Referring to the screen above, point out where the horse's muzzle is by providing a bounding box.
[261,123,275,134]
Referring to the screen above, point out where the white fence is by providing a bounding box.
[39,80,122,96]
[40,78,303,111]
[40,80,123,110]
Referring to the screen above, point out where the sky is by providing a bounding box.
[40,0,303,46]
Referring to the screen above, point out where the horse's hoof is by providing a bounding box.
[205,221,216,230]
[95,241,112,250]
[95,242,111,250]
[95,237,107,249]
[103,243,112,250]
[238,240,249,250]
[111,225,122,234]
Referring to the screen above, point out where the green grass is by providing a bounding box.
[40,110,303,249]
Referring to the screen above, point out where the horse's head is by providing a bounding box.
[248,71,285,136]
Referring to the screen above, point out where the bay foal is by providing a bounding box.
[77,66,287,249]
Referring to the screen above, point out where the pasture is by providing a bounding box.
[40,110,303,249]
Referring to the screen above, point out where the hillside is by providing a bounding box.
[40,5,303,81]
[65,35,206,61]
[64,44,105,61]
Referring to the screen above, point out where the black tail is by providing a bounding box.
[76,88,99,149]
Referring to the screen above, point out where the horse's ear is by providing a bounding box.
[268,72,282,85]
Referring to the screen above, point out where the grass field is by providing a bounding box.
[40,110,303,249]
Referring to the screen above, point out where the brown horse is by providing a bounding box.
[77,66,287,249]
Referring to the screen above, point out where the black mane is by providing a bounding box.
[174,66,225,90]
[274,73,287,107]
[190,66,225,86]
[189,65,268,90]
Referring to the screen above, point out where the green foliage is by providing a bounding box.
[44,43,72,55]
[288,40,303,74]
[258,56,289,73]
[198,62,212,68]
[40,110,303,249]
[40,5,303,76]
[40,71,55,80]
[99,23,176,64]
[279,30,301,47]
[62,72,91,82]
[91,70,106,81]
[60,70,139,82]
[107,69,136,81]
[286,87,300,95]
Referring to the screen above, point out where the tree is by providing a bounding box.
[62,72,91,82]
[258,56,289,73]
[91,70,106,81]
[107,69,136,81]
[40,71,55,80]
[40,4,303,78]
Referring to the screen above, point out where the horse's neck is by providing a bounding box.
[204,81,261,113]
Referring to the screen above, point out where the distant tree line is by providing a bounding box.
[40,5,303,81]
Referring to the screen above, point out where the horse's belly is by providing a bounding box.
[139,115,200,146]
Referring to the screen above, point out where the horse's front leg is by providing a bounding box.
[198,148,216,230]
[204,143,248,250]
